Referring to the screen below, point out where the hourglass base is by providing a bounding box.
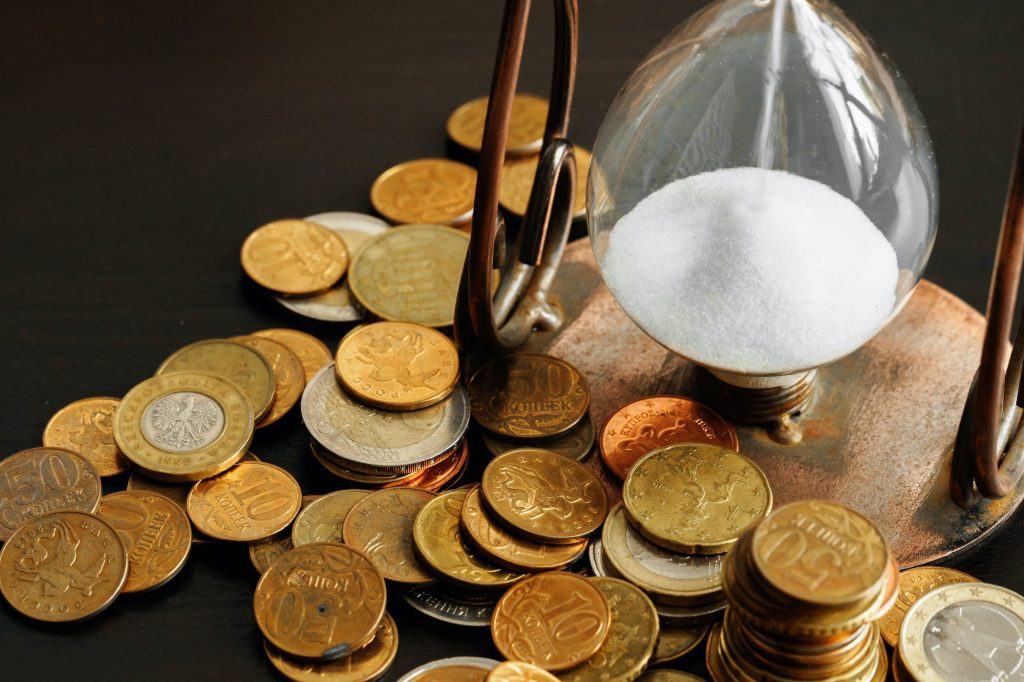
[526,239,1024,567]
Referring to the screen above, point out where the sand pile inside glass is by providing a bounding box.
[601,167,898,374]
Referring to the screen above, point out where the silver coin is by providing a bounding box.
[655,596,727,627]
[301,364,470,473]
[590,537,611,577]
[401,587,497,629]
[481,412,595,461]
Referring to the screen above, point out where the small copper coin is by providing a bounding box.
[241,219,349,295]
[42,397,132,477]
[446,94,548,156]
[291,489,369,547]
[187,461,302,542]
[370,159,476,225]
[490,571,611,672]
[263,612,399,682]
[600,395,739,480]
[486,661,559,682]
[250,532,294,575]
[232,334,306,428]
[0,447,101,541]
[343,487,438,586]
[252,328,333,384]
[254,542,386,660]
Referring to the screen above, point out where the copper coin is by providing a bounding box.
[262,612,399,682]
[42,397,132,477]
[291,489,369,547]
[250,531,294,575]
[402,440,469,492]
[343,487,438,586]
[232,334,306,428]
[370,159,476,226]
[187,461,302,542]
[252,328,333,385]
[241,219,349,295]
[486,661,559,682]
[0,447,102,541]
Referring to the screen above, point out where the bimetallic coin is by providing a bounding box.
[397,657,500,682]
[370,159,476,226]
[499,147,591,220]
[469,353,590,439]
[0,511,128,622]
[486,661,559,682]
[262,612,399,682]
[878,566,979,647]
[652,624,710,665]
[343,487,438,586]
[291,489,369,547]
[241,219,349,295]
[42,397,131,477]
[308,439,423,486]
[231,335,305,428]
[0,447,101,541]
[403,585,497,628]
[446,94,548,156]
[252,328,333,384]
[254,543,387,660]
[250,532,294,575]
[401,440,470,493]
[481,413,595,462]
[187,461,302,542]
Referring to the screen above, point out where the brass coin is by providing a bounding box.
[460,487,587,572]
[348,224,470,328]
[263,612,399,682]
[97,490,192,593]
[490,571,611,672]
[412,490,524,591]
[652,624,709,664]
[0,511,128,622]
[291,489,369,547]
[481,413,595,462]
[343,487,438,586]
[127,450,259,521]
[877,566,979,647]
[114,371,254,482]
[250,532,294,575]
[254,542,386,660]
[231,335,306,428]
[370,159,476,225]
[446,94,548,156]
[187,461,302,542]
[486,661,559,682]
[481,449,607,544]
[469,353,590,439]
[157,338,275,421]
[623,443,771,555]
[335,321,460,411]
[252,328,333,384]
[499,147,591,220]
[0,447,101,541]
[241,219,349,295]
[42,397,131,477]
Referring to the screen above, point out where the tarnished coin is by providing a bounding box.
[253,328,333,384]
[878,566,980,647]
[114,372,254,481]
[446,94,548,156]
[0,447,101,541]
[157,338,275,421]
[402,585,497,628]
[343,487,438,586]
[97,490,191,593]
[370,159,476,226]
[250,531,294,575]
[469,353,590,439]
[348,224,470,328]
[241,219,349,295]
[486,661,559,682]
[481,413,594,462]
[499,146,591,220]
[291,489,369,546]
[254,542,386,660]
[623,443,771,555]
[481,449,607,544]
[599,395,739,480]
[263,612,399,682]
[490,571,611,672]
[652,624,709,664]
[42,397,131,477]
[231,335,305,428]
[0,511,128,622]
[397,657,500,682]
[187,461,302,542]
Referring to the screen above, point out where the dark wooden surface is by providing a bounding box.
[1,1,1022,680]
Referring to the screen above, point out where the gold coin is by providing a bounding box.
[97,490,192,593]
[0,511,128,622]
[241,219,349,295]
[114,371,254,481]
[370,159,476,225]
[877,566,979,647]
[343,487,438,586]
[252,328,333,384]
[250,531,293,575]
[652,624,709,664]
[499,147,591,220]
[263,612,399,682]
[623,443,771,555]
[254,542,386,660]
[291,489,369,547]
[335,321,460,411]
[751,500,888,607]
[412,490,524,591]
[127,451,259,520]
[157,338,275,421]
[637,671,705,681]
[481,449,607,544]
[42,397,131,477]
[481,413,595,462]
[469,353,590,439]
[0,447,101,541]
[348,224,470,328]
[231,335,306,427]
[491,571,611,672]
[485,661,559,682]
[187,461,302,542]
[460,487,587,572]
[446,94,548,156]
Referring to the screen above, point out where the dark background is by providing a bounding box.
[1,1,1022,680]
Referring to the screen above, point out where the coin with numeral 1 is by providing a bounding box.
[187,461,302,542]
[0,447,101,541]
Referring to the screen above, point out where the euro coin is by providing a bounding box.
[0,447,101,541]
[42,397,131,477]
[262,612,399,682]
[291,489,369,546]
[878,566,979,647]
[486,661,559,682]
[481,413,595,462]
[187,461,302,542]
[252,328,333,384]
[499,146,591,220]
[446,94,548,156]
[343,487,438,586]
[231,334,305,428]
[370,159,476,226]
[241,219,349,295]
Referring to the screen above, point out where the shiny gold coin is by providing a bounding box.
[42,397,131,477]
[370,159,476,225]
[97,490,192,593]
[446,94,548,156]
[486,661,559,682]
[0,511,128,622]
[253,328,333,384]
[231,335,306,427]
[343,487,438,586]
[127,451,258,522]
[469,353,590,439]
[481,449,607,544]
[499,147,591,220]
[263,612,398,682]
[623,443,771,555]
[335,321,460,411]
[412,490,524,591]
[114,371,254,482]
[0,447,101,541]
[481,413,595,462]
[348,224,470,328]
[460,487,587,572]
[637,671,705,682]
[250,531,294,575]
[491,571,611,672]
[156,338,275,421]
[254,542,386,660]
[652,624,709,664]
[877,566,979,647]
[241,219,349,295]
[187,461,302,542]
[291,489,369,547]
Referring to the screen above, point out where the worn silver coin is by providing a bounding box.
[401,586,497,628]
[481,413,595,461]
[395,656,500,681]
